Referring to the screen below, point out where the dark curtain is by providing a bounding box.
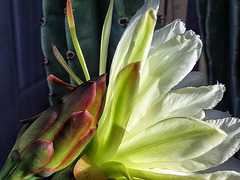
[0,0,49,168]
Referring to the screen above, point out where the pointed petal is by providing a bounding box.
[96,62,141,164]
[150,19,186,53]
[188,118,240,171]
[42,81,96,141]
[47,74,76,90]
[13,100,63,152]
[122,9,156,66]
[99,0,114,75]
[114,117,226,173]
[126,84,225,139]
[109,0,158,82]
[66,0,74,28]
[47,111,92,169]
[62,81,96,112]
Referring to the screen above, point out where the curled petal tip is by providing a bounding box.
[47,74,76,90]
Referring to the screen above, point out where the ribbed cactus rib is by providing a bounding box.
[41,0,70,105]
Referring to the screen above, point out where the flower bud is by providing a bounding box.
[0,75,106,179]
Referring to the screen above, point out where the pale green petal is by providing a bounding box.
[99,0,114,75]
[122,9,156,67]
[113,117,226,172]
[98,2,157,157]
[190,118,240,171]
[125,84,225,140]
[127,168,240,180]
[172,71,204,90]
[150,19,186,55]
[127,31,202,131]
[94,62,140,165]
[128,117,240,173]
[109,0,158,82]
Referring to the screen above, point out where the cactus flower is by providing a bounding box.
[60,0,240,179]
[0,75,106,180]
[1,0,240,180]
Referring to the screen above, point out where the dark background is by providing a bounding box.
[0,0,49,167]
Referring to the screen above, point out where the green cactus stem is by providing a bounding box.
[41,0,70,105]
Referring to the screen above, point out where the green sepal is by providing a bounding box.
[13,101,64,153]
[42,81,96,141]
[46,110,93,169]
[96,62,141,164]
[53,126,97,171]
[0,150,20,180]
[7,140,54,180]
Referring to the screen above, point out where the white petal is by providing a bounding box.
[160,117,240,173]
[127,31,202,131]
[126,84,224,139]
[150,19,186,53]
[114,117,226,172]
[109,0,159,82]
[194,118,240,169]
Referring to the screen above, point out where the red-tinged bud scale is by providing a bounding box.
[0,75,106,179]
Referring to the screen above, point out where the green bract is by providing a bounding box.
[0,75,106,180]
